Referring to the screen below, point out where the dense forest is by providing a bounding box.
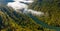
[0,0,60,31]
[29,0,60,27]
[0,5,55,31]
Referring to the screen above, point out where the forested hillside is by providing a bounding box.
[29,0,60,27]
[0,5,55,31]
[0,0,60,31]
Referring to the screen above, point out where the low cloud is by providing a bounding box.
[14,0,34,3]
[7,0,44,16]
[23,9,44,16]
[7,2,28,11]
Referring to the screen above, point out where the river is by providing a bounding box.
[26,14,60,31]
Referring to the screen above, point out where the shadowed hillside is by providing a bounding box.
[0,5,55,31]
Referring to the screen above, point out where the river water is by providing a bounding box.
[0,0,14,5]
[27,14,60,31]
[0,0,60,31]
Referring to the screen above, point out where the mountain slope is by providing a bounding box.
[0,5,55,31]
[0,5,36,31]
[29,0,60,27]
